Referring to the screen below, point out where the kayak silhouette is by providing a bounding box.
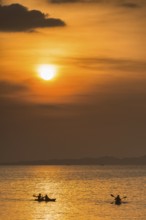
[35,197,56,202]
[33,194,56,202]
[111,194,127,205]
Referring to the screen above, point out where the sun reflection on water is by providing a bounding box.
[0,166,146,220]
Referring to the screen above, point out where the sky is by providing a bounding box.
[0,0,146,162]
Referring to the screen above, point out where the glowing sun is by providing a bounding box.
[38,64,56,80]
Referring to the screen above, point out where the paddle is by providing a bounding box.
[33,194,37,197]
[33,194,43,198]
[110,194,115,198]
[110,194,127,199]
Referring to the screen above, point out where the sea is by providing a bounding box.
[0,165,146,220]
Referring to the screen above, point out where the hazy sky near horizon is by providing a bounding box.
[0,0,146,162]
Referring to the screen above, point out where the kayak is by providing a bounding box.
[115,200,122,205]
[111,194,127,205]
[35,198,56,202]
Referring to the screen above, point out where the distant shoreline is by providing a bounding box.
[1,156,146,166]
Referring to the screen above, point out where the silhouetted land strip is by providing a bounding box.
[1,156,146,165]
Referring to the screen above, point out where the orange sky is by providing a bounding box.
[1,0,146,105]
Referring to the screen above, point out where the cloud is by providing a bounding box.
[48,0,102,3]
[1,80,146,162]
[0,80,29,96]
[119,3,140,9]
[62,56,146,74]
[0,3,66,32]
[47,0,141,7]
[49,0,79,3]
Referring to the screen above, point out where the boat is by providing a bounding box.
[35,198,56,202]
[111,194,125,205]
[115,200,122,205]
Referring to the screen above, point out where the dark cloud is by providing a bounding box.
[0,3,65,32]
[0,82,146,162]
[63,56,146,74]
[48,0,102,3]
[0,80,29,96]
[119,3,140,8]
[47,0,141,7]
[49,0,79,3]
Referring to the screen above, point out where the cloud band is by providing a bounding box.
[0,4,66,32]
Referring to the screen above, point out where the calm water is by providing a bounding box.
[0,166,146,220]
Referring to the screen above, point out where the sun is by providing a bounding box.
[38,64,57,80]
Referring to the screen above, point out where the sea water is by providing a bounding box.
[0,165,146,220]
